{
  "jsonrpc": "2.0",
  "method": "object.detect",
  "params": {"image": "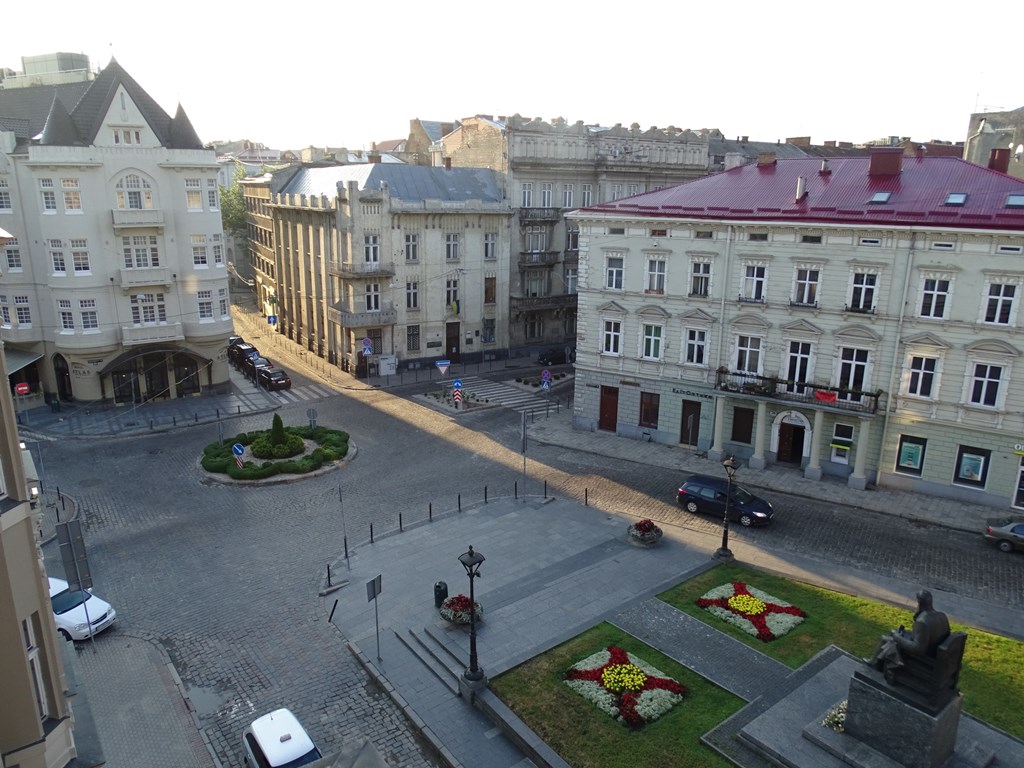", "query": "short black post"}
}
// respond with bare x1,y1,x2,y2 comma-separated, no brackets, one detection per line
484,486,488,504
515,481,518,499
585,488,589,506
458,494,461,512
173,416,176,426
194,413,198,423
399,512,403,531
544,480,547,498
216,408,220,419
150,420,154,429
370,523,374,543
328,599,338,624
429,502,433,521
327,564,332,588
343,535,348,559
237,406,241,414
